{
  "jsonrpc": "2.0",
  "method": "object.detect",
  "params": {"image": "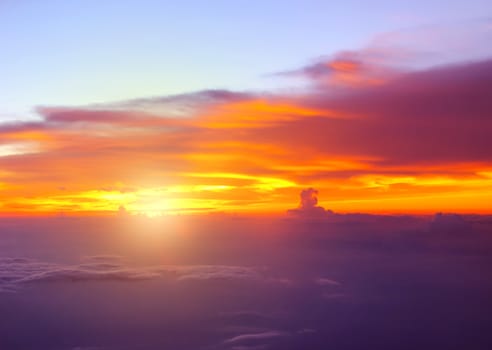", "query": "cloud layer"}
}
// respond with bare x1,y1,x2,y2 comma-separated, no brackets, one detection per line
1,214,492,349
1,48,492,214
0,256,268,293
